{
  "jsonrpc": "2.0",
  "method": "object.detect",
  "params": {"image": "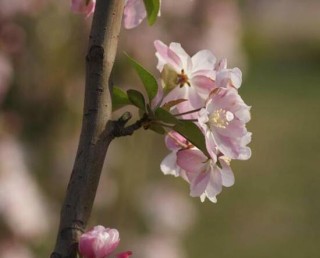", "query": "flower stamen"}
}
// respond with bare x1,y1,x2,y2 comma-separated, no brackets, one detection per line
176,69,190,88
208,109,234,129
